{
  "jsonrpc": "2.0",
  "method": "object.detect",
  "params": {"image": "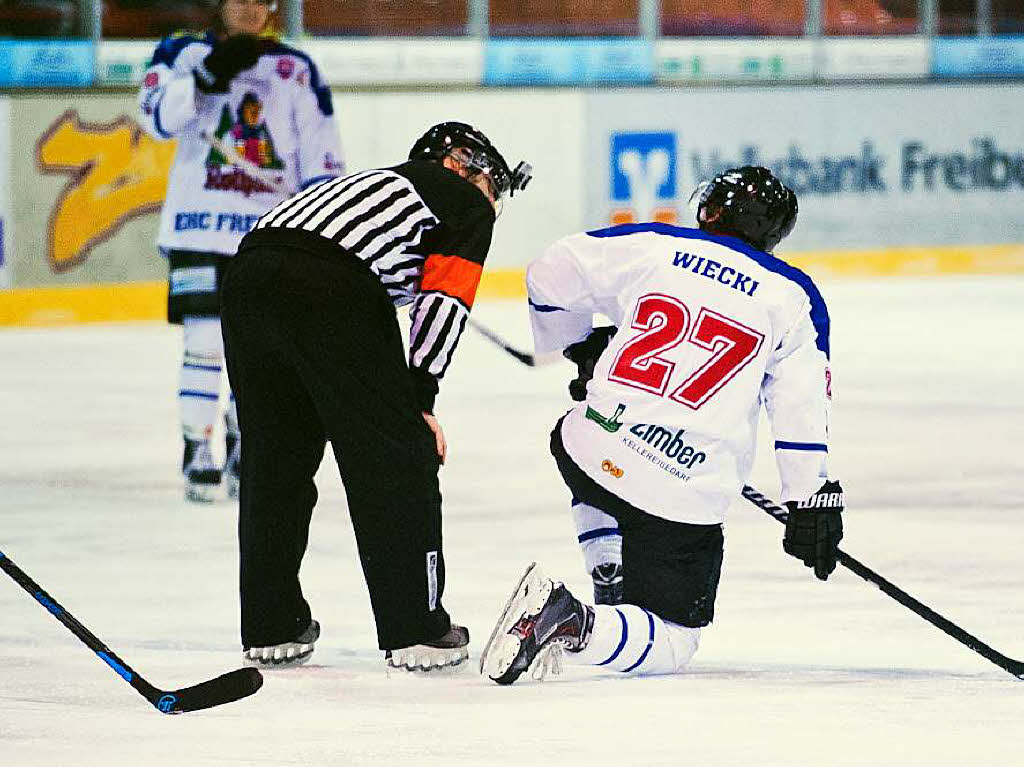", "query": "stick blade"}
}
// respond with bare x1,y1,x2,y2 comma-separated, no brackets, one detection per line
154,667,263,714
